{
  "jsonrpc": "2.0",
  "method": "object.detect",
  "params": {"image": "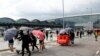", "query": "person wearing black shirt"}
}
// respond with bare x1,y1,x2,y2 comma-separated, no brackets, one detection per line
19,30,31,56
69,30,75,45
30,33,39,51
